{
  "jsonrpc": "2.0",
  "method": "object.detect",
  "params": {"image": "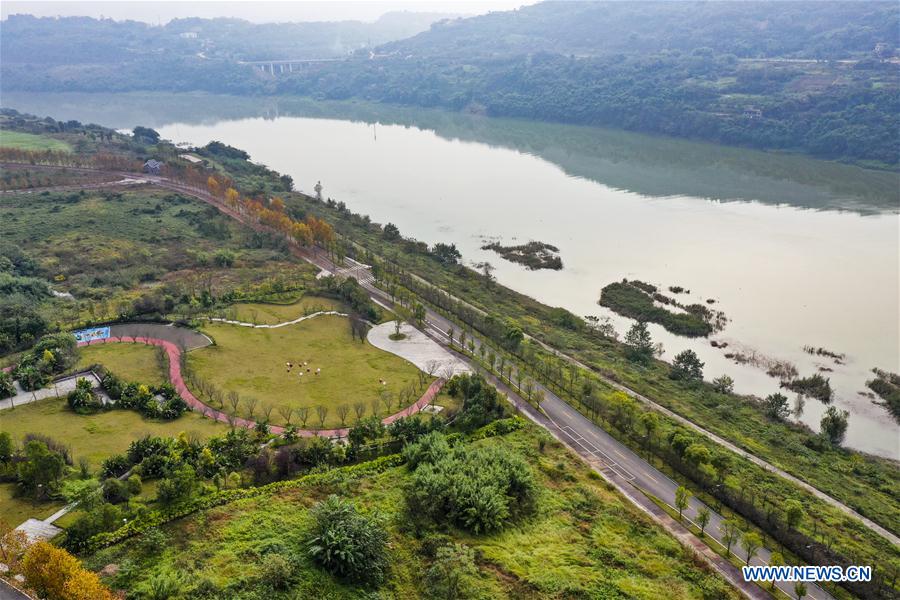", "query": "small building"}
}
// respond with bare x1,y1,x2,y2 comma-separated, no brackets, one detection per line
143,159,163,175
180,31,199,39
178,153,203,164
743,107,763,120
